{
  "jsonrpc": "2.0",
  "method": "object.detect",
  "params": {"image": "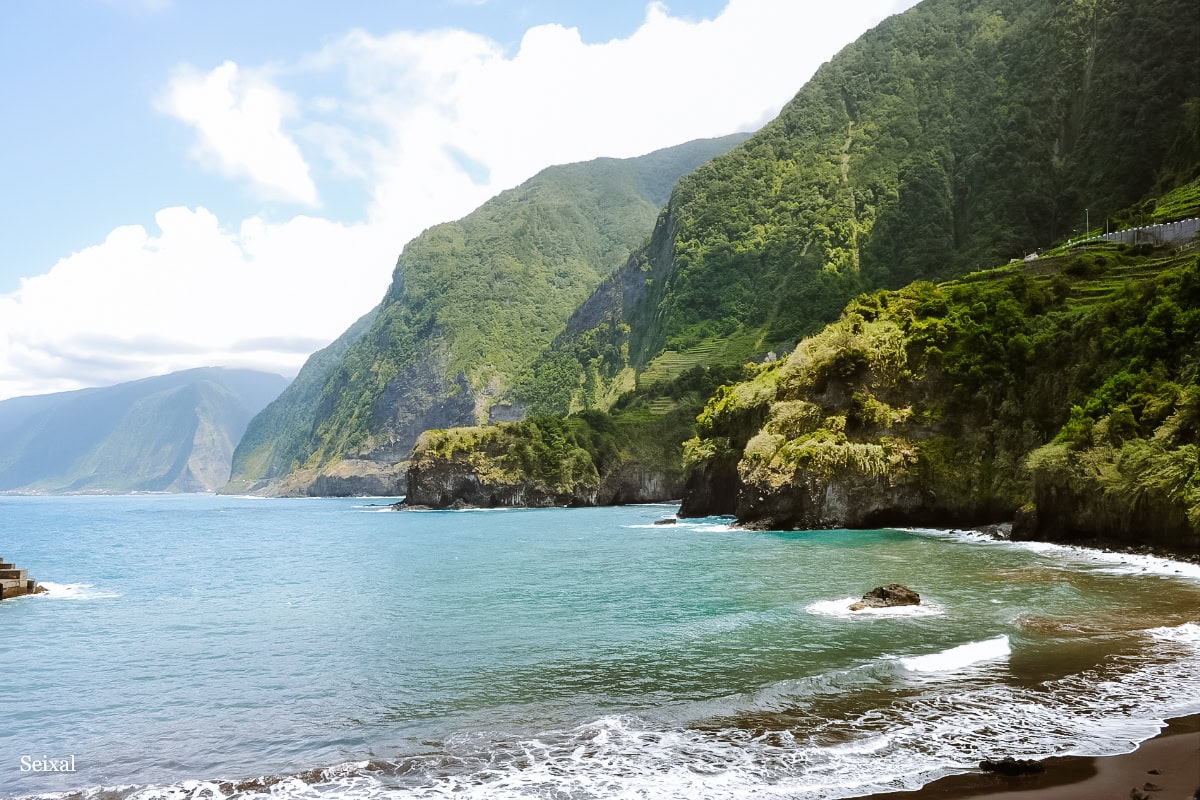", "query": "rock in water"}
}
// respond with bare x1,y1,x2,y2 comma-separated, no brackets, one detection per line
849,584,920,611
653,518,677,525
